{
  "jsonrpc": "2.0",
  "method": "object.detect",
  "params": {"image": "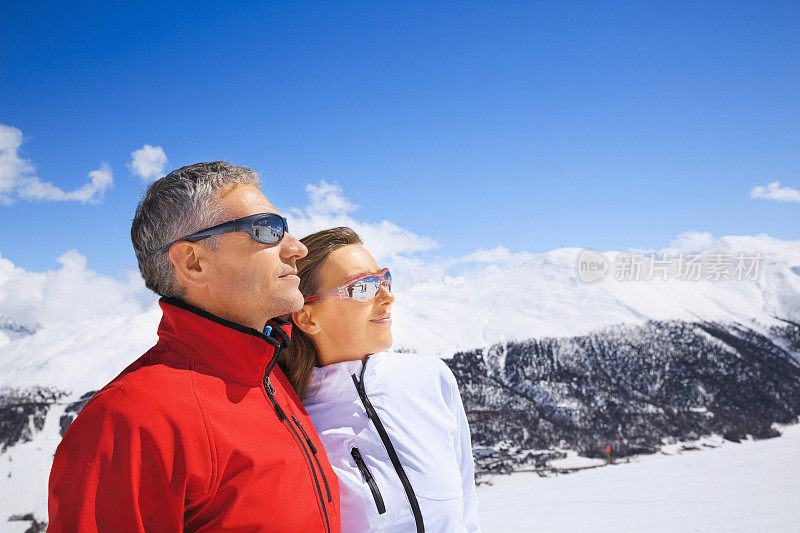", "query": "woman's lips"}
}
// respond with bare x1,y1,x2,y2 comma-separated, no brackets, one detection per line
370,315,391,324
